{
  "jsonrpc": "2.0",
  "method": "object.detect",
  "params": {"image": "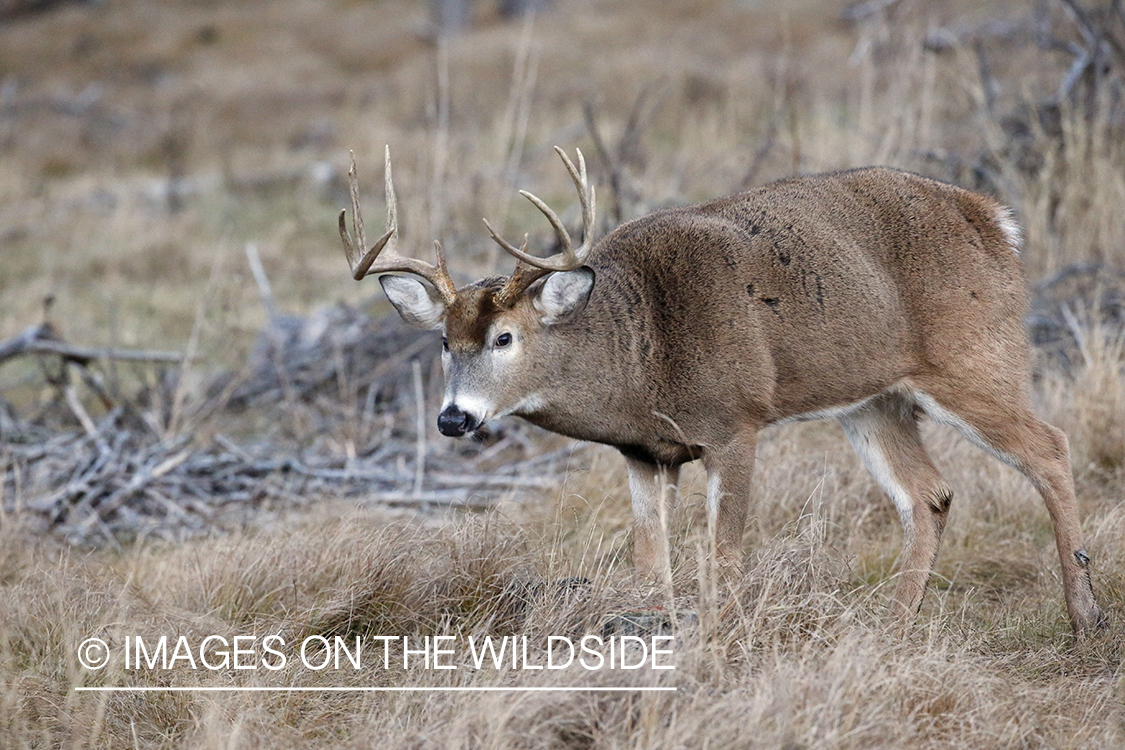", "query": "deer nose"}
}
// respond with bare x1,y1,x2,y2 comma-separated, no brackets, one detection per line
437,405,480,437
